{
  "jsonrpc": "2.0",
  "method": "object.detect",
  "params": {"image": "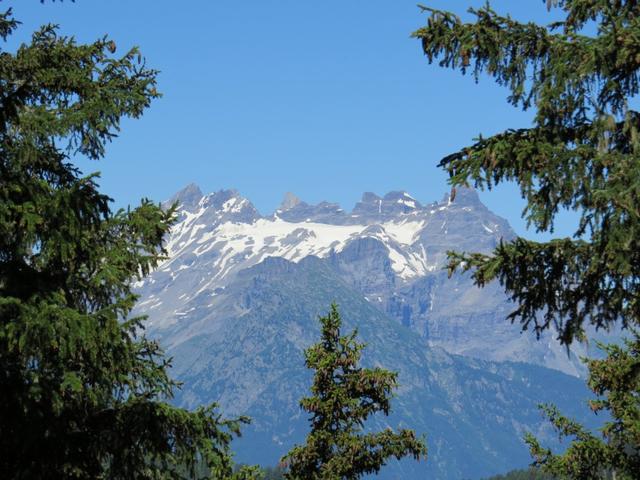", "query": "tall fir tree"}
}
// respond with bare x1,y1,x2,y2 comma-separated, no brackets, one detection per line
413,1,640,477
282,304,426,480
0,6,254,479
